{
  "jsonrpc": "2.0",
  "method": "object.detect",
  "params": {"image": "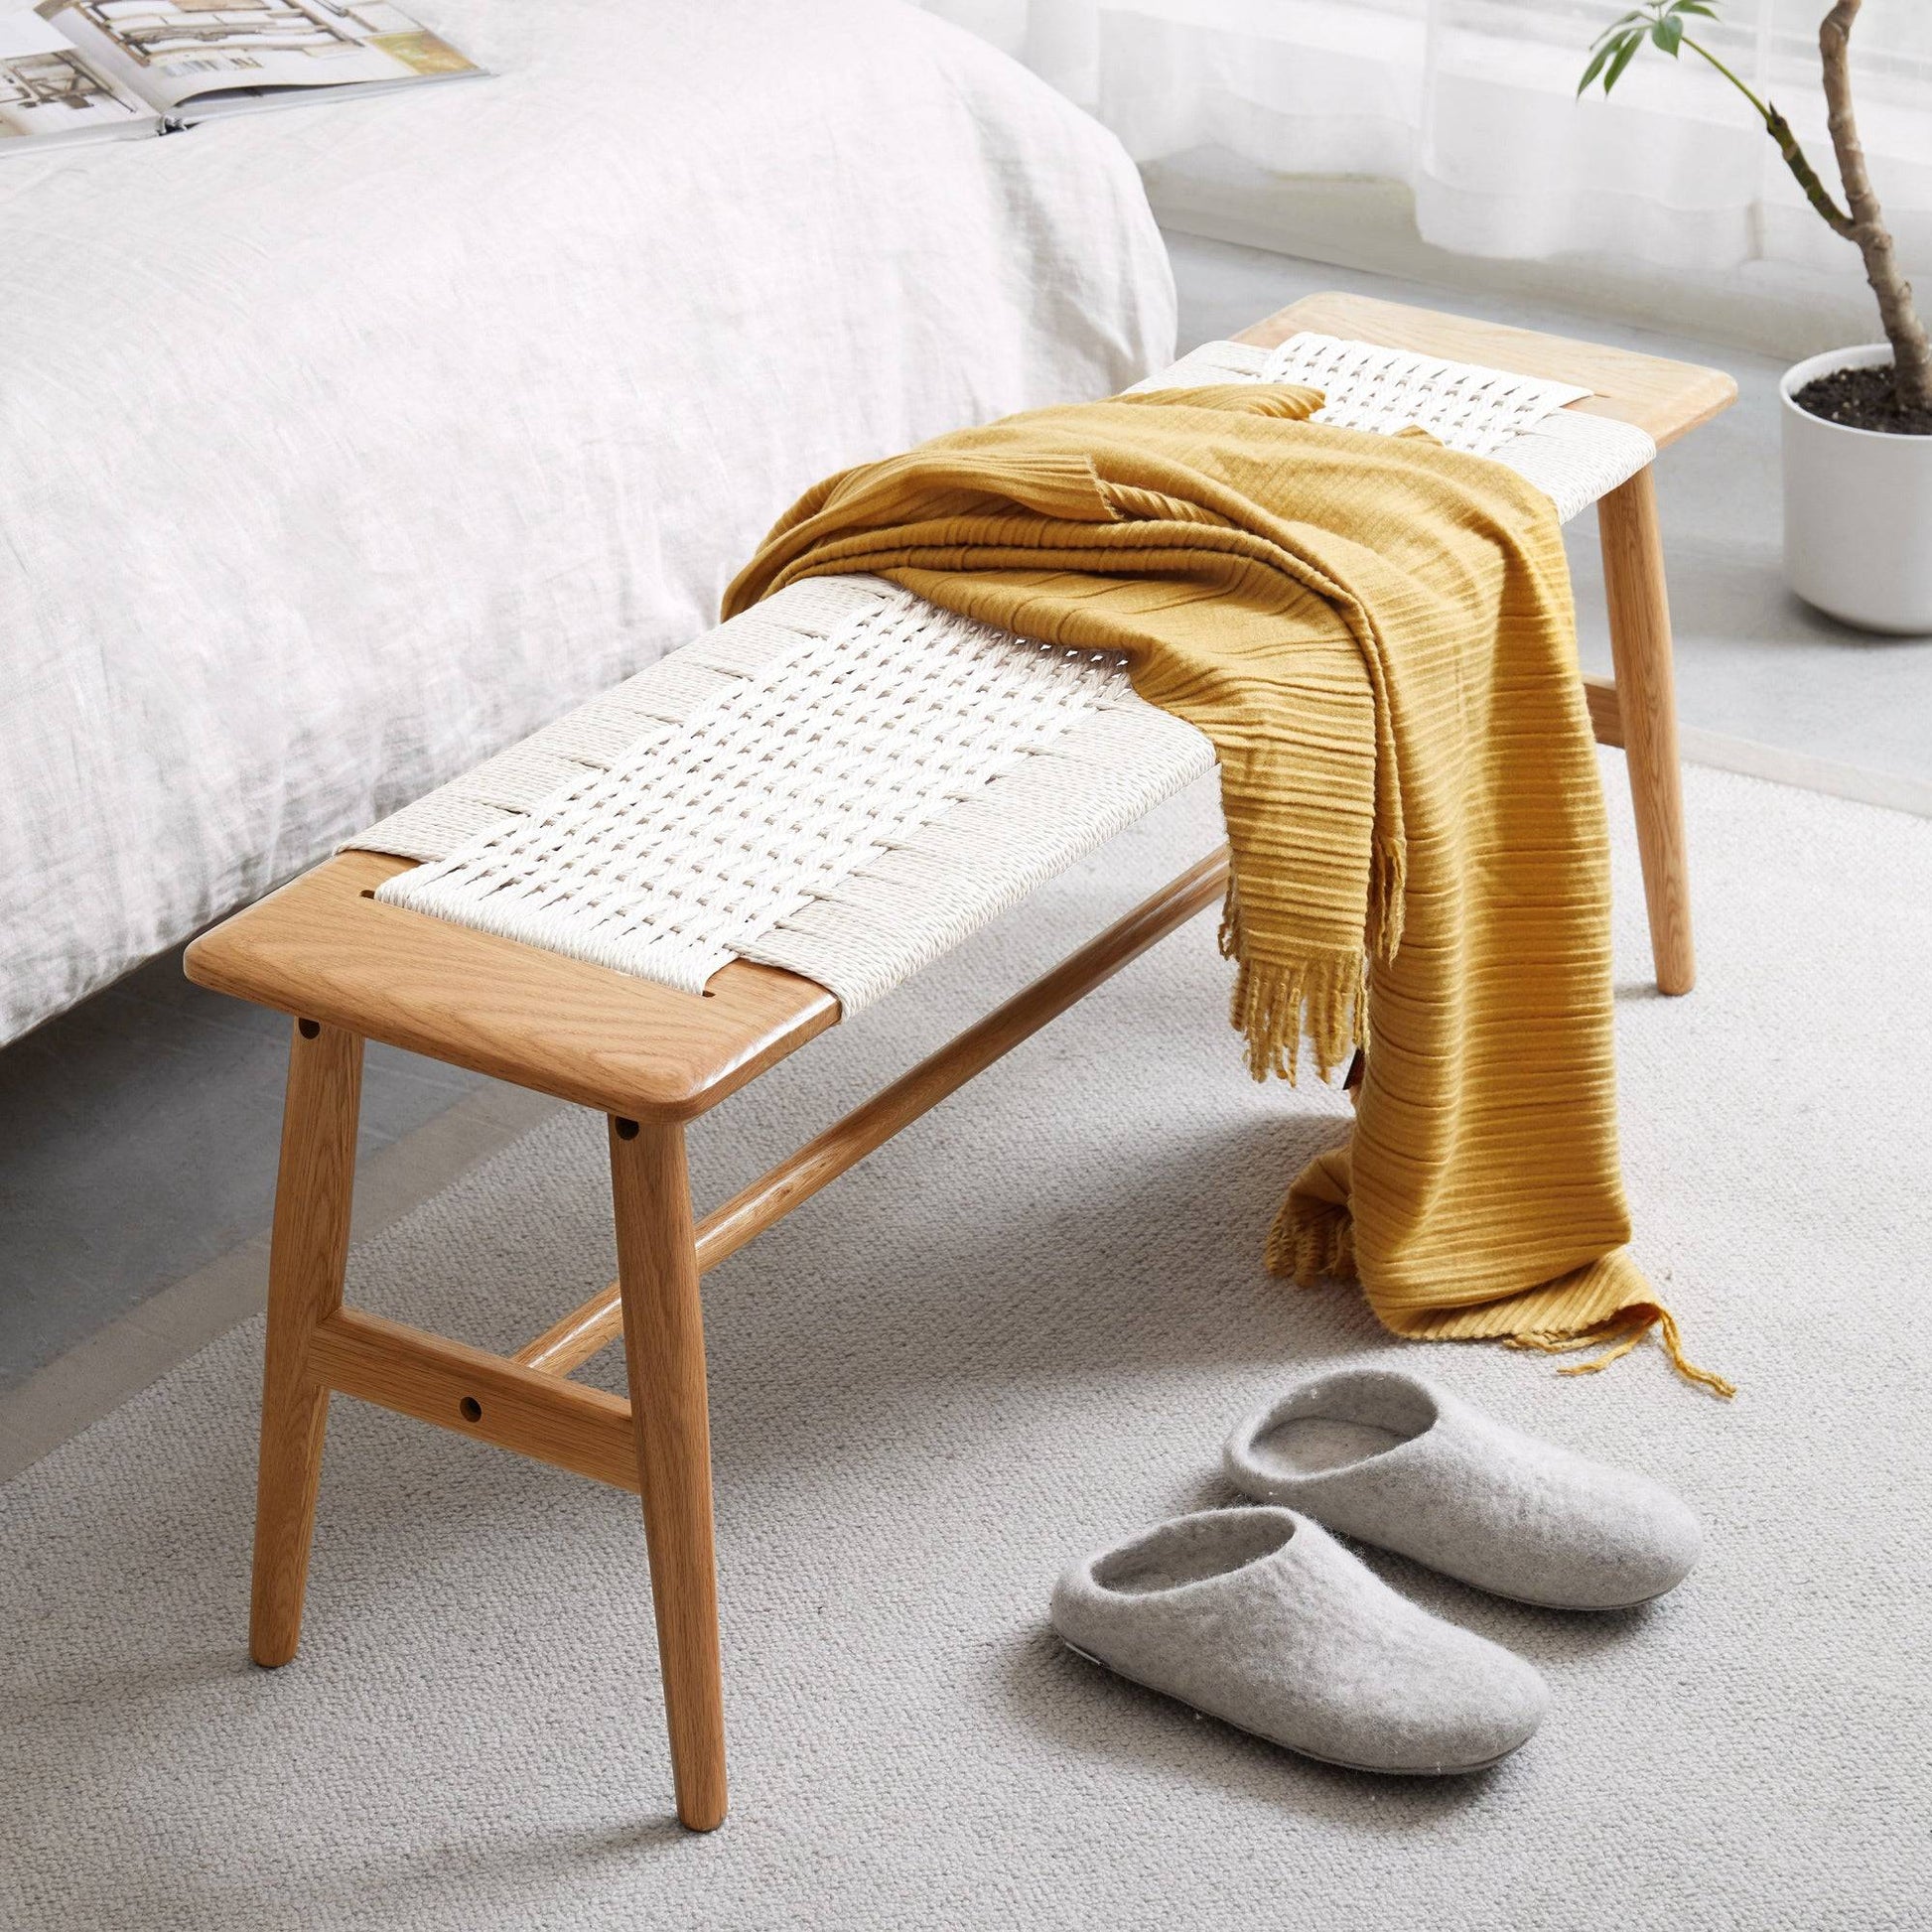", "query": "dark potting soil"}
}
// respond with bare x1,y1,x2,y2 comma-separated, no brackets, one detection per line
1791,362,1932,436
